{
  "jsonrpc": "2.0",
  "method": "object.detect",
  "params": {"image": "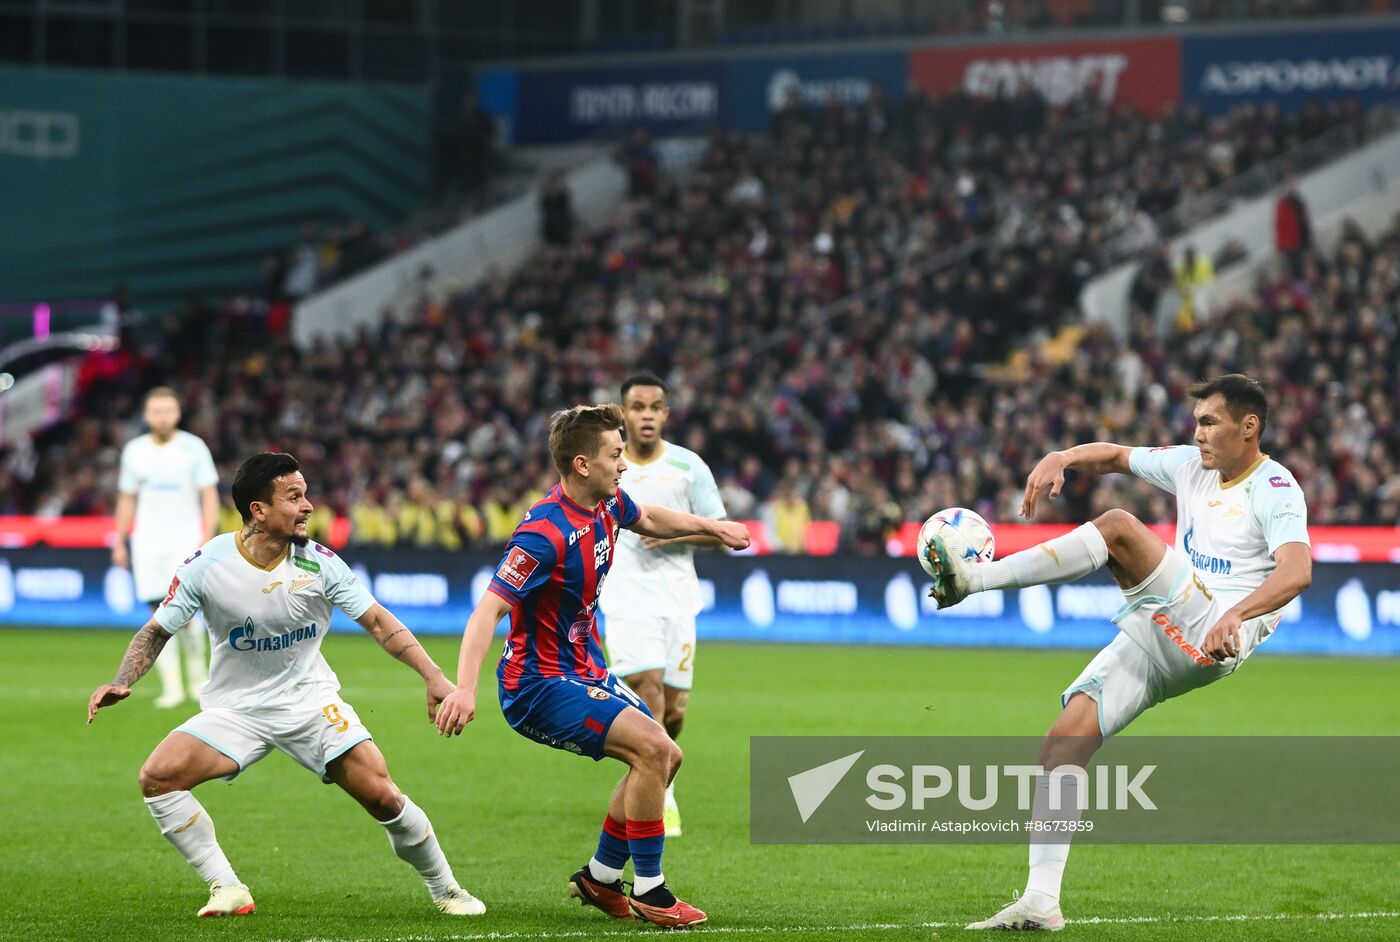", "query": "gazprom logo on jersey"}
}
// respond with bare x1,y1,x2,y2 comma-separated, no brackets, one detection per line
1183,28,1400,112
1182,526,1232,576
229,616,318,653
